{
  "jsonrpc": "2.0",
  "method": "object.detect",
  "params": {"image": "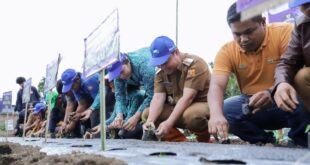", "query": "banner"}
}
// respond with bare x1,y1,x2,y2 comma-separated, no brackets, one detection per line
268,3,301,23
2,91,12,113
0,98,2,113
237,0,291,21
83,9,120,78
22,78,32,103
44,54,61,92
